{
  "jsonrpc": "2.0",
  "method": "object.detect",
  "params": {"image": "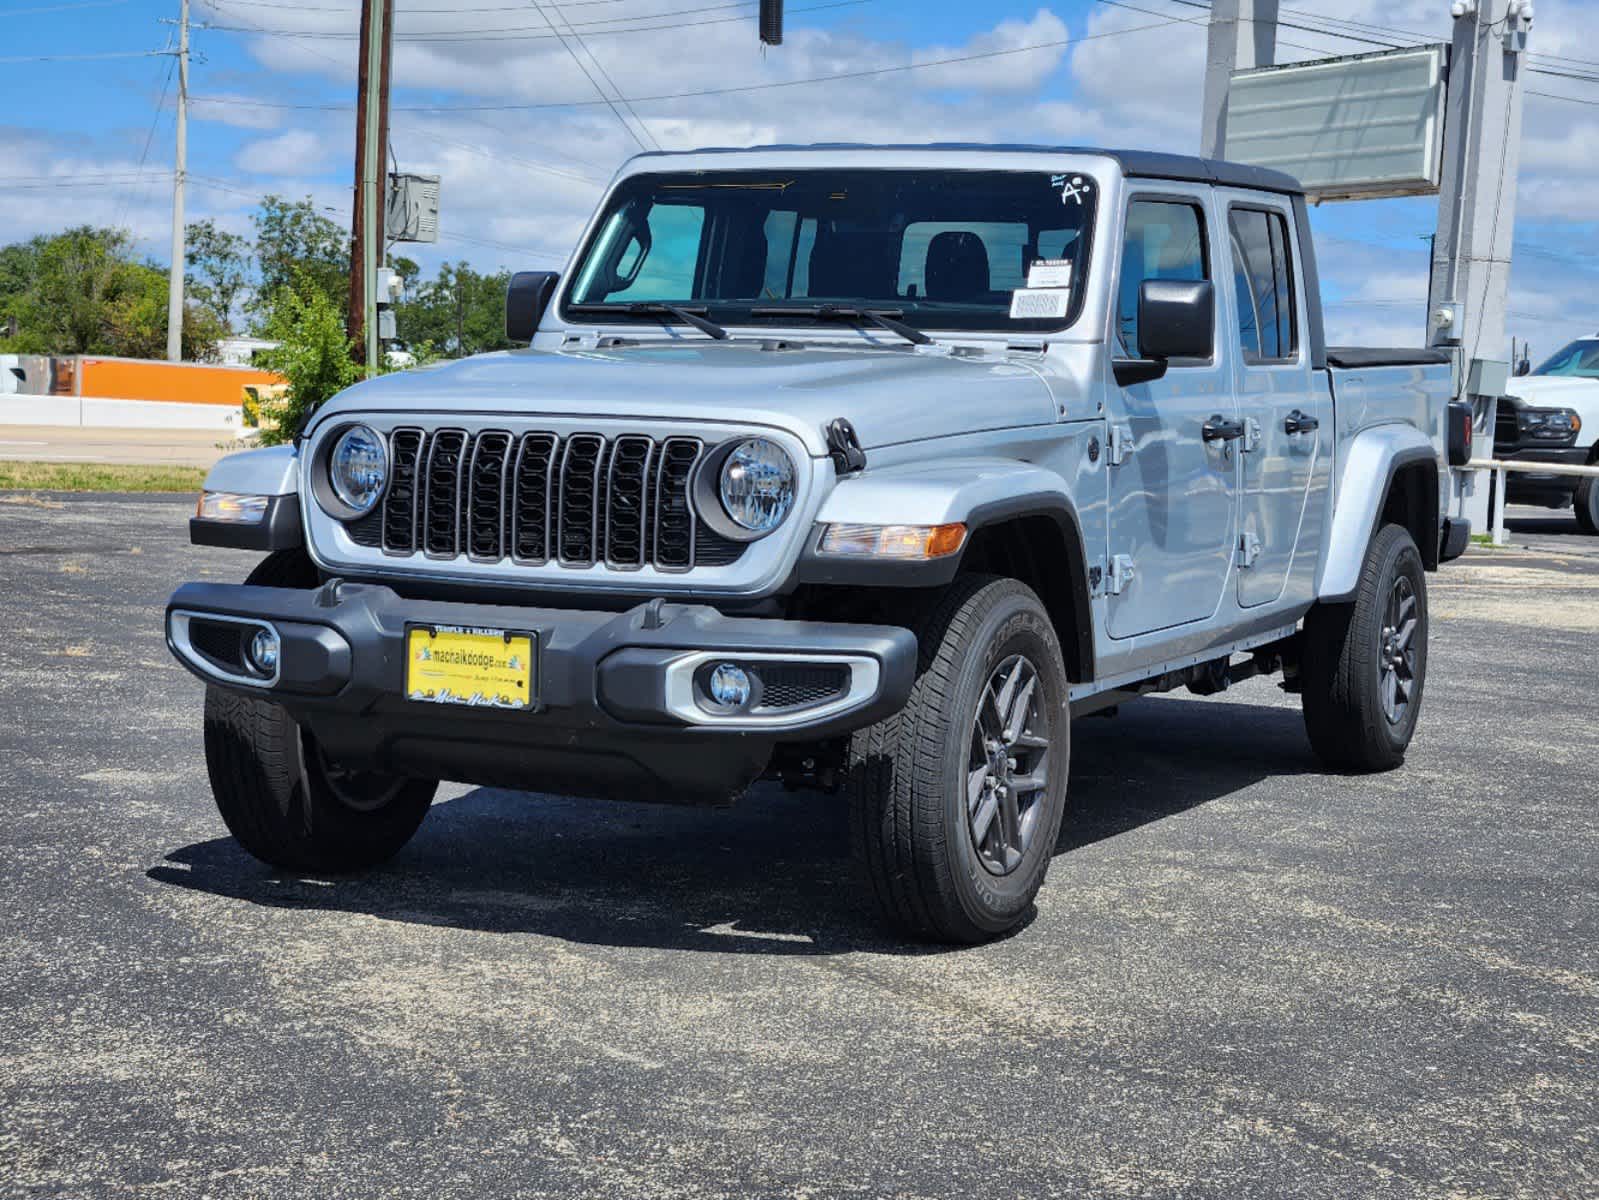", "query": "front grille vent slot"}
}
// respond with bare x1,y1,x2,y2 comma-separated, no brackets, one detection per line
466,432,513,560
423,429,469,557
353,428,745,573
